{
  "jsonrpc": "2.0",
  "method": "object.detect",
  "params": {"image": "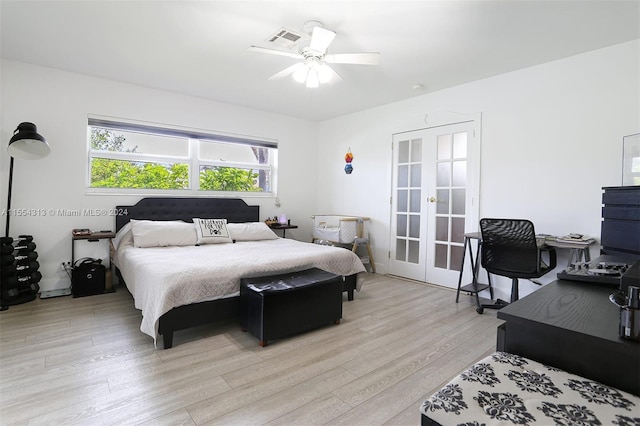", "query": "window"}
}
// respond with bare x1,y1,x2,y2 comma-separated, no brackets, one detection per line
87,117,277,195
